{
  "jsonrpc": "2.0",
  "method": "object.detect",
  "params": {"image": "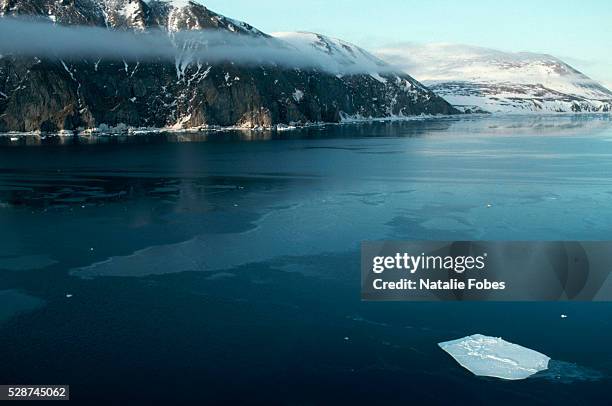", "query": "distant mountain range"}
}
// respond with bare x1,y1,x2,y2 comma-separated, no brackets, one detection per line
0,0,456,133
375,43,612,114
